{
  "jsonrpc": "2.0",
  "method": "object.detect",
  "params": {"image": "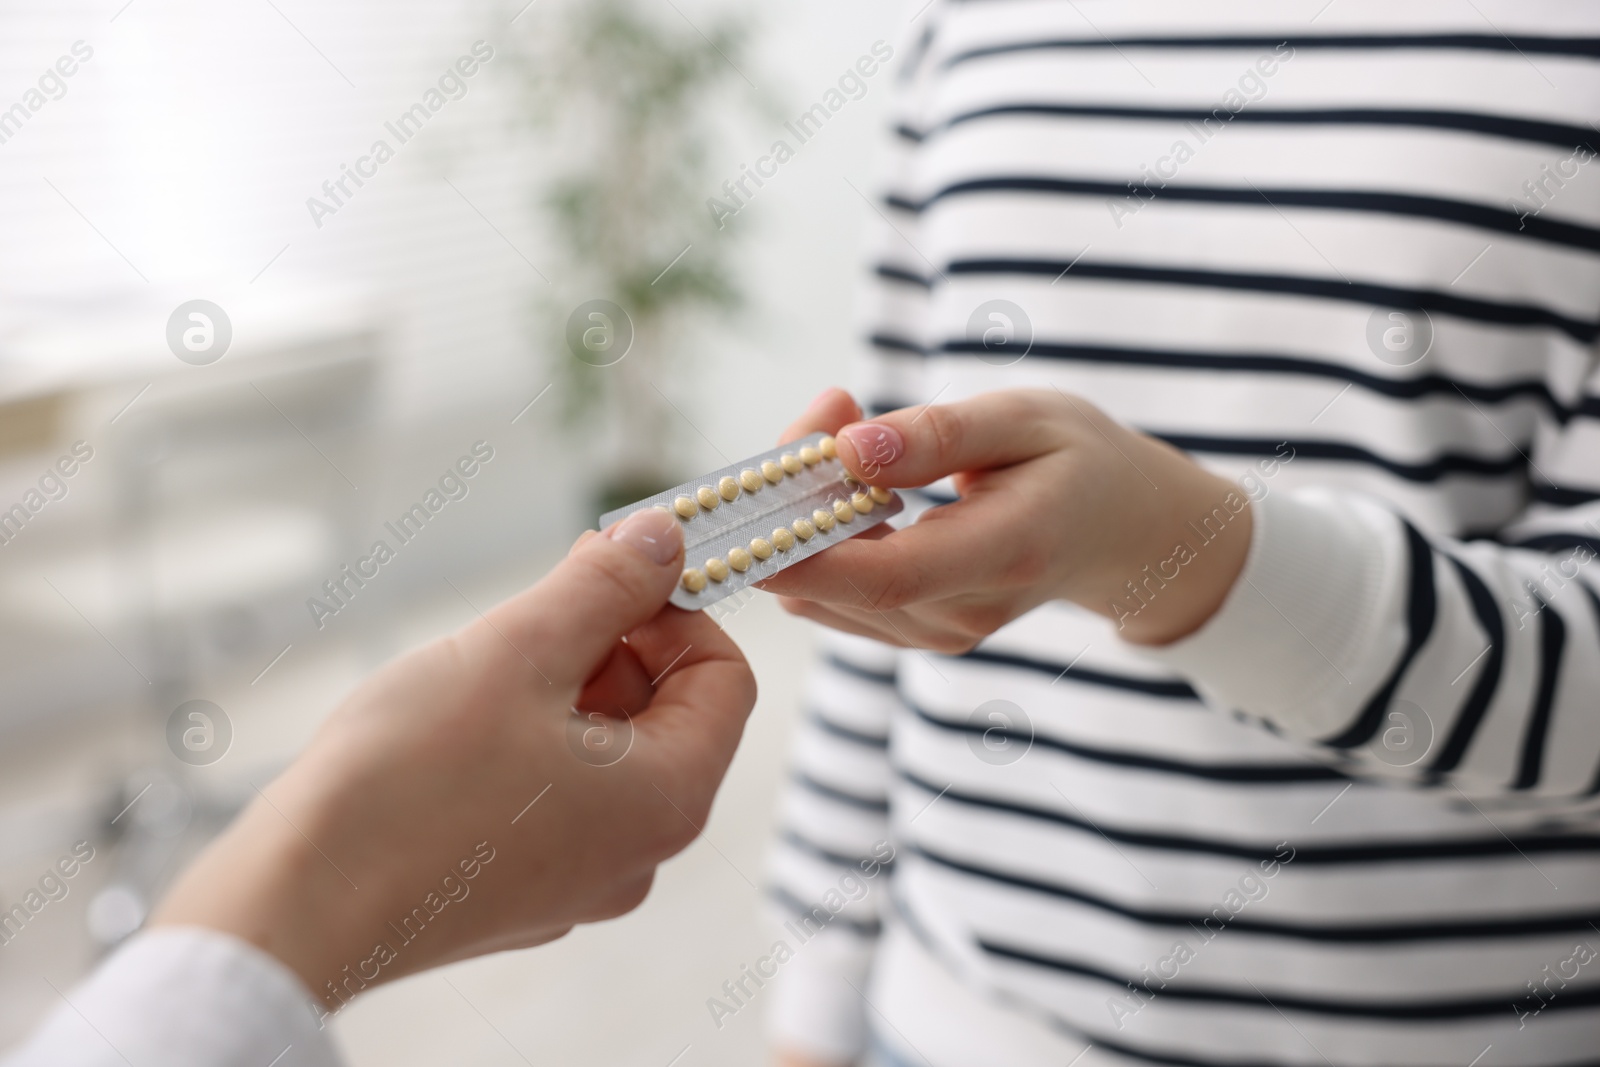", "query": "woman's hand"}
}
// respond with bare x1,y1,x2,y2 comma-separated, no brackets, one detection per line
152,507,757,1008
758,388,1255,651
